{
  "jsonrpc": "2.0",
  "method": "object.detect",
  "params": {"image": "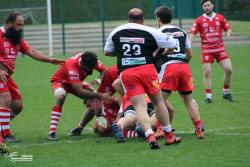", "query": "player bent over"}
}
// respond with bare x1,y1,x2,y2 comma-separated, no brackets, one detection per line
47,52,111,141
70,65,120,136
